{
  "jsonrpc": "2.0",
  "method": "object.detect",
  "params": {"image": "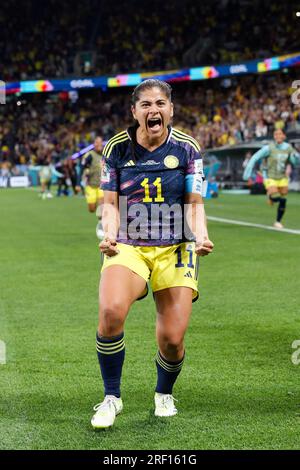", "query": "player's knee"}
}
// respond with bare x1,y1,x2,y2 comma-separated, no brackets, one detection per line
88,205,96,213
99,302,128,336
161,333,185,354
